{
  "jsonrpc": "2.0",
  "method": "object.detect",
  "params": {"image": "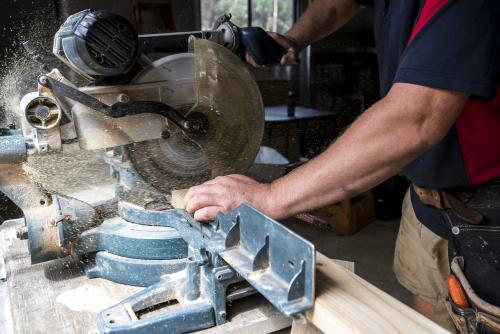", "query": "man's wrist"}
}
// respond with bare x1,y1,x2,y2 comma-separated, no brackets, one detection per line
258,181,286,219
283,32,305,52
